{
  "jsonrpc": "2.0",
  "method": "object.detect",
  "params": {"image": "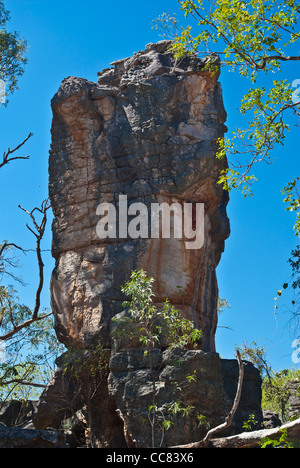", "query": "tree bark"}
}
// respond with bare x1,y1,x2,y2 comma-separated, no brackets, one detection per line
176,418,300,448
